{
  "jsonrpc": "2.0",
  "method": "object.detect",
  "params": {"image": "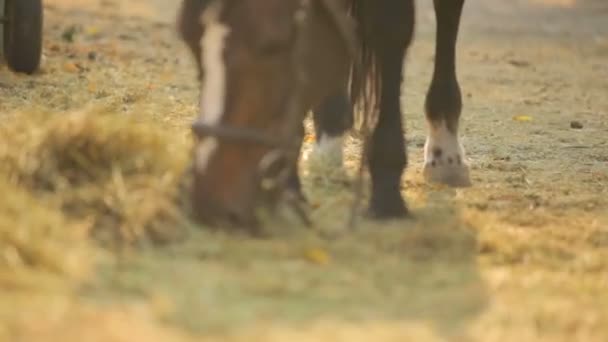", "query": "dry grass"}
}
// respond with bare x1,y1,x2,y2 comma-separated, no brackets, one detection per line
0,108,190,246
0,179,92,288
0,107,192,340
